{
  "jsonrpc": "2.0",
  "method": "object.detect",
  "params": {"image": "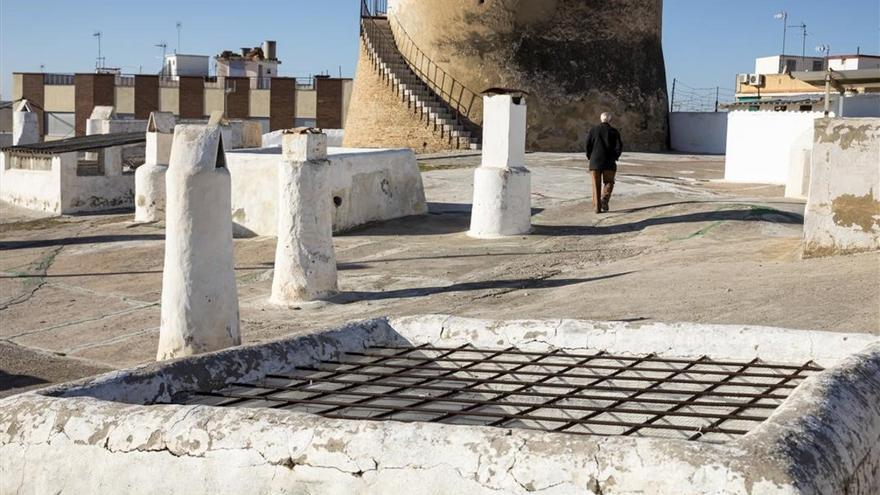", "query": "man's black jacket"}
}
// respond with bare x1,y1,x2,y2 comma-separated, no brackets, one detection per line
585,122,624,171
